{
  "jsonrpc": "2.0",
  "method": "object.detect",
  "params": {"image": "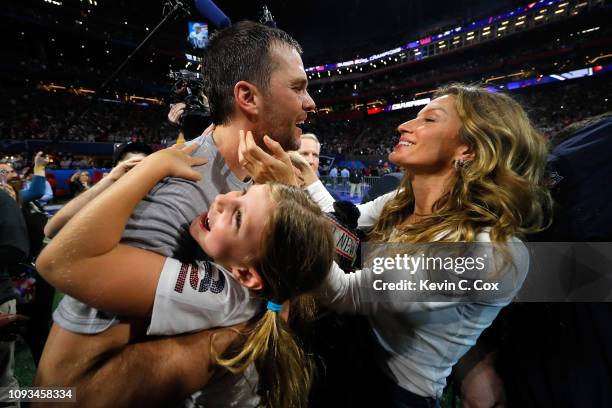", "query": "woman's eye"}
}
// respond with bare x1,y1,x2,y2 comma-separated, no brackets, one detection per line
235,210,242,230
424,118,435,122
